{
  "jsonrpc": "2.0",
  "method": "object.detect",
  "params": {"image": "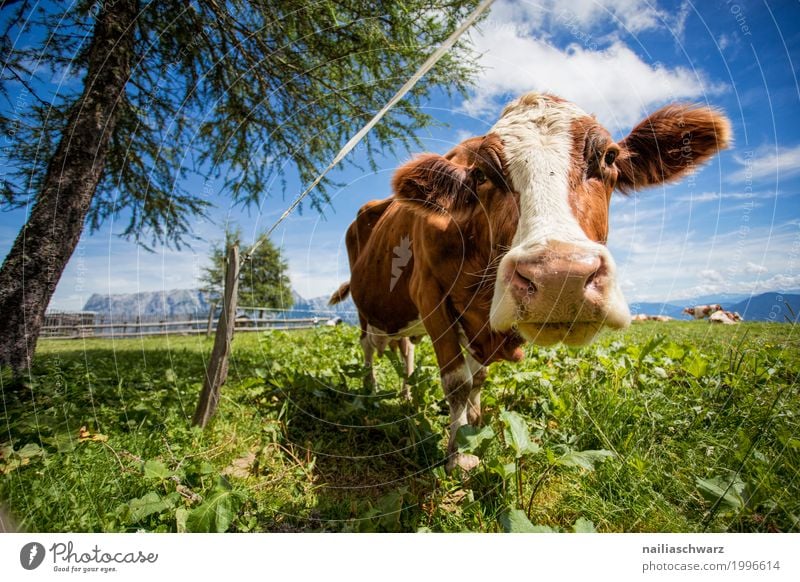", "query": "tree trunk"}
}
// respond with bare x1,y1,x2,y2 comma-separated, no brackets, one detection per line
0,0,138,374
